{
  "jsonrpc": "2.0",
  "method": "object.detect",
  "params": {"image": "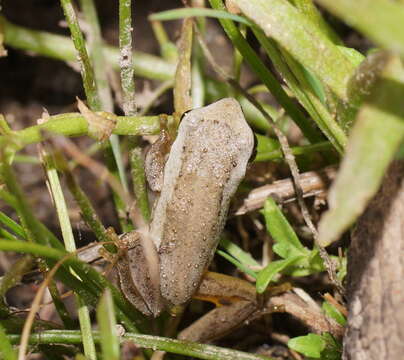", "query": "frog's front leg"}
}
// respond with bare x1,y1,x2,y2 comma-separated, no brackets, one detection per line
178,272,258,342
116,230,164,317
